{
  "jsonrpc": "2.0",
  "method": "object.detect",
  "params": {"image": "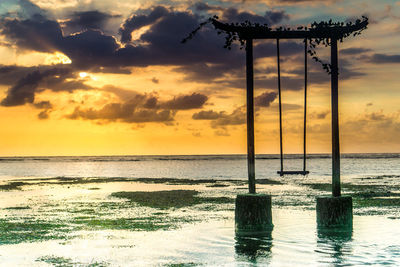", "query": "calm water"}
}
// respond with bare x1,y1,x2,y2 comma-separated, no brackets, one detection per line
1,153,400,181
0,154,399,266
